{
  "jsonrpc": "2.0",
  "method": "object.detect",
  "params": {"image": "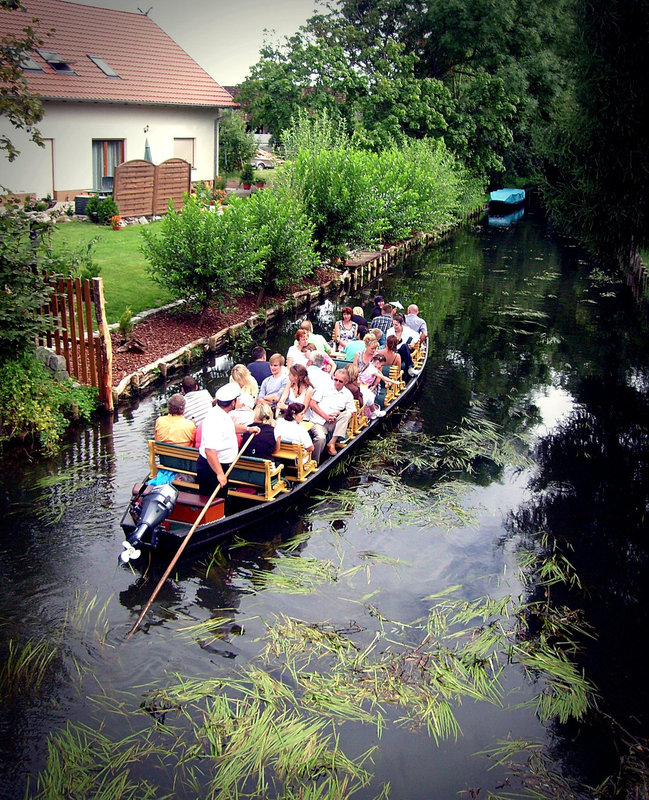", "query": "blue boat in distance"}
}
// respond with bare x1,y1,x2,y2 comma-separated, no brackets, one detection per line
489,188,526,205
